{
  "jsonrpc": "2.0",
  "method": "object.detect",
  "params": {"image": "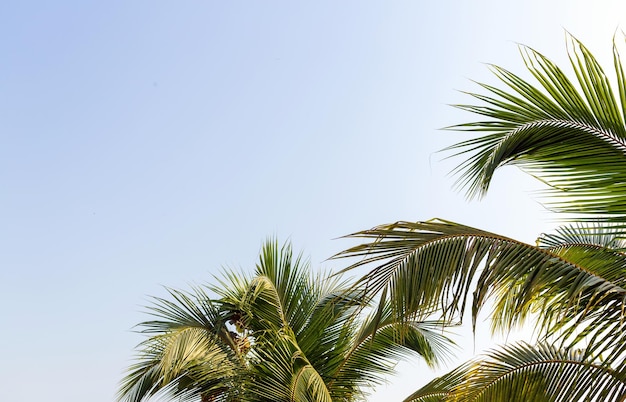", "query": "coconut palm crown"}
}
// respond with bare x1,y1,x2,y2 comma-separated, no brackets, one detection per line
118,240,452,402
